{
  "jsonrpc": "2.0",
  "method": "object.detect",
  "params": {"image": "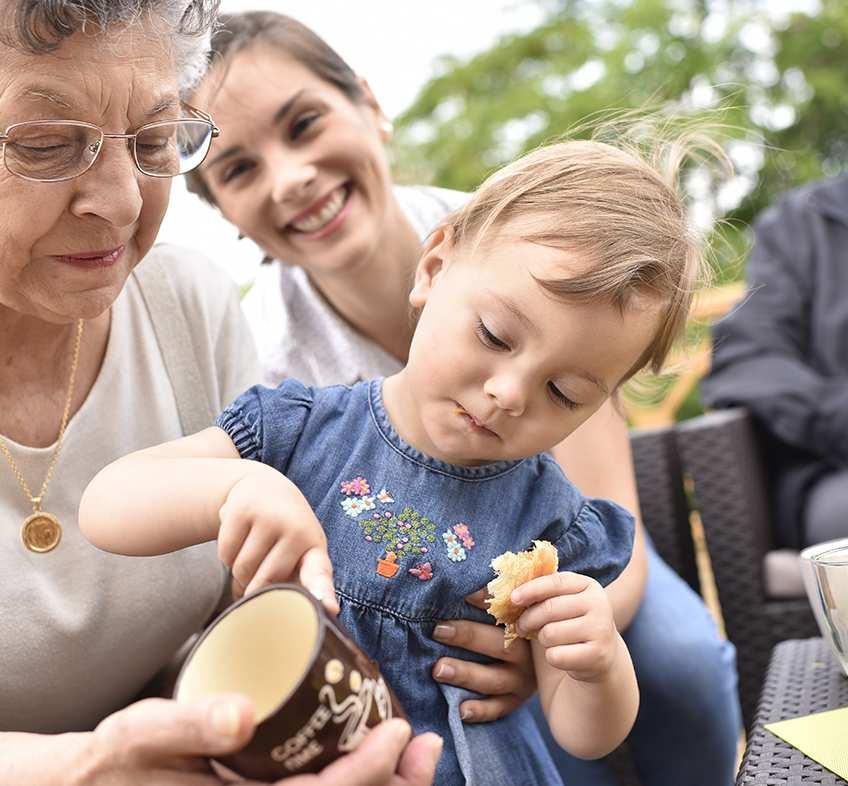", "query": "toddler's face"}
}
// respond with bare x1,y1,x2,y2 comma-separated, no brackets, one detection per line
400,230,662,466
